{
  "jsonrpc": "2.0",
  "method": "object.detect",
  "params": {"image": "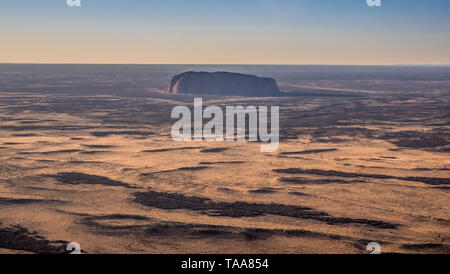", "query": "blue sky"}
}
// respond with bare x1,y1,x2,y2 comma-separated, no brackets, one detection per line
1,0,449,64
